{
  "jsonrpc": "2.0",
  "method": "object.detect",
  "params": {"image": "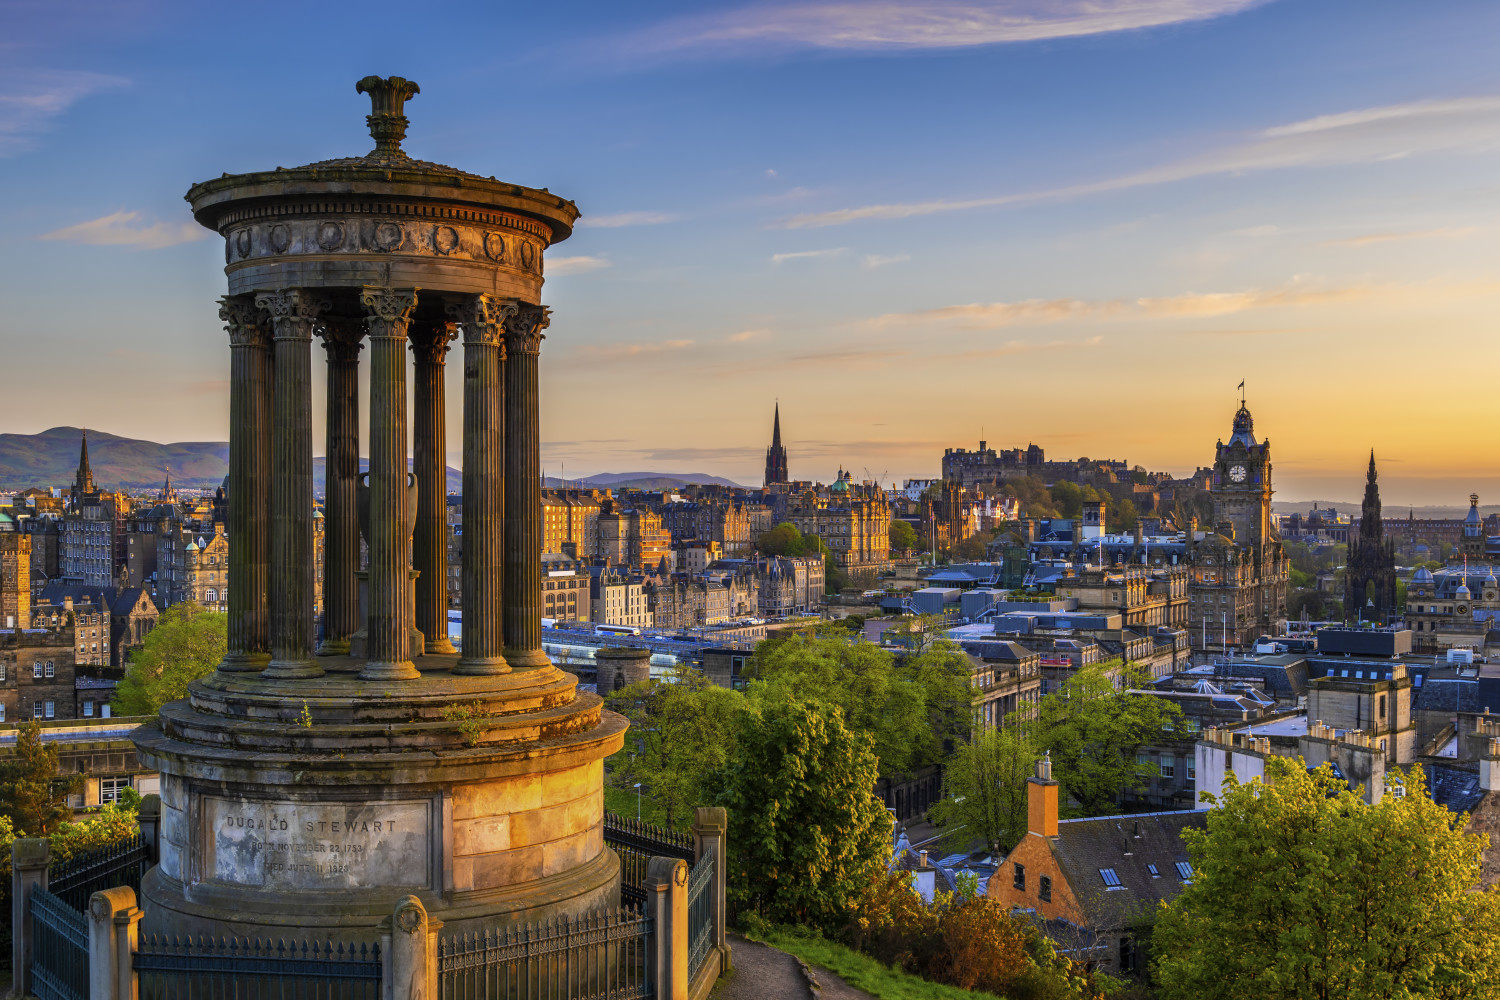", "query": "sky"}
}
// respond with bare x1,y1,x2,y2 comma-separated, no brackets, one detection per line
4,0,1500,504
